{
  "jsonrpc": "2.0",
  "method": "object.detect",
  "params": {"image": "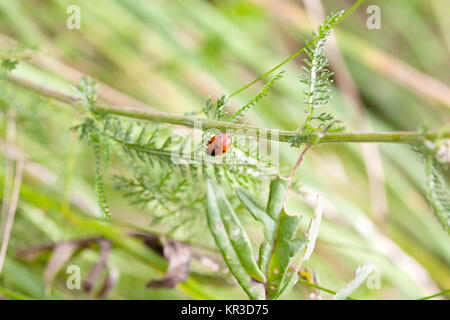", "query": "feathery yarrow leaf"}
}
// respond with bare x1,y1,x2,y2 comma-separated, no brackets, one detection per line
290,11,344,147
229,71,285,123
425,157,450,234
203,95,229,120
